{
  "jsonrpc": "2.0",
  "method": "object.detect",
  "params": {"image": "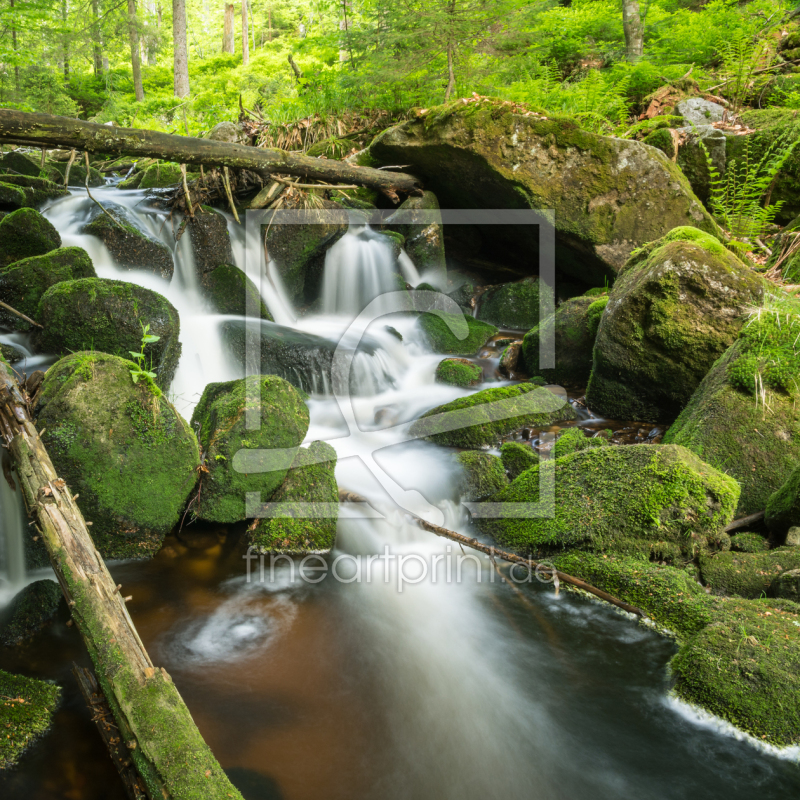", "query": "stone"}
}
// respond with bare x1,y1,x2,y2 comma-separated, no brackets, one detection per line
207,121,246,143
455,451,509,501
477,277,552,330
729,532,771,553
386,191,446,282
434,357,482,387
0,175,69,209
765,462,800,539
675,98,726,127
700,548,800,598
49,159,104,187
418,311,497,354
787,527,800,547
676,125,729,204
188,207,235,275
0,580,63,645
137,161,184,189
551,426,609,459
499,441,540,480
771,569,800,601
201,263,272,319
0,207,61,267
